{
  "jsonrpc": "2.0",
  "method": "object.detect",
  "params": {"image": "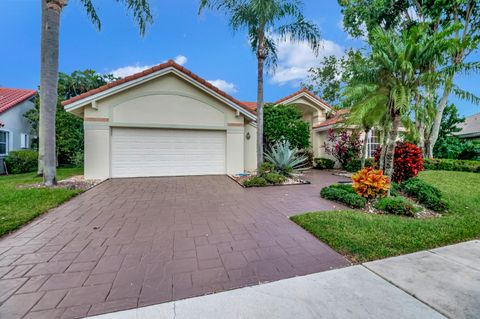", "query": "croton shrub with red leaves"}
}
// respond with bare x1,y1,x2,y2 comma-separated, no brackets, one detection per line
352,167,390,199
375,142,424,183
